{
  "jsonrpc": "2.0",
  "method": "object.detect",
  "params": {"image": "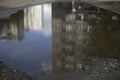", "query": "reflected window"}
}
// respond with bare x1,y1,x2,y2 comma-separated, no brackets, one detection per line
77,64,82,69
84,27,87,32
87,25,92,32
78,35,83,41
65,44,73,51
78,13,84,20
66,14,75,21
112,15,118,20
57,23,62,29
78,25,84,31
57,61,61,67
65,64,73,69
65,24,73,32
90,14,96,19
65,56,74,62
56,33,62,39
66,34,74,41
